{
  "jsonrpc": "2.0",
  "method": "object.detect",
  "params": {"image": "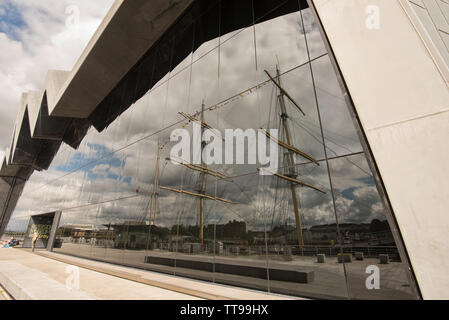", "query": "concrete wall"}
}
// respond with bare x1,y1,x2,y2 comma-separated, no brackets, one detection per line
399,0,449,84
311,0,449,299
